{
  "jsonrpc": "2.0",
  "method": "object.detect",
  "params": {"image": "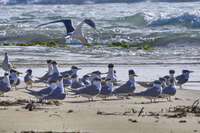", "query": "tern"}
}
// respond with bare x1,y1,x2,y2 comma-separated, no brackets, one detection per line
37,19,96,44
2,52,14,72
134,80,162,103
99,78,113,99
176,70,193,89
161,78,176,101
69,77,101,101
0,73,12,95
112,69,137,97
61,66,81,77
36,60,53,83
71,74,84,89
42,75,66,100
9,69,22,89
24,69,33,89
